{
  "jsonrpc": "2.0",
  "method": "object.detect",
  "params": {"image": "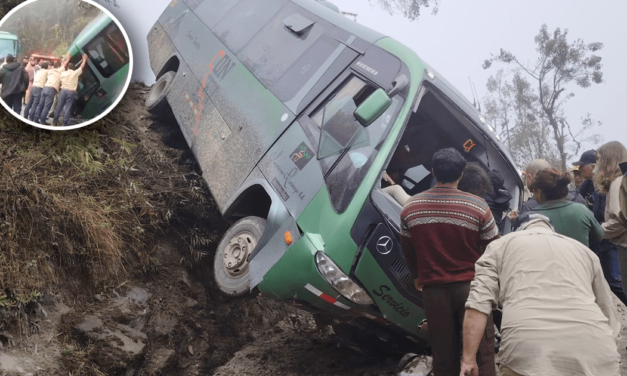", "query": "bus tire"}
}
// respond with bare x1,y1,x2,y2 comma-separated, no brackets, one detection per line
146,71,175,118
214,216,266,297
